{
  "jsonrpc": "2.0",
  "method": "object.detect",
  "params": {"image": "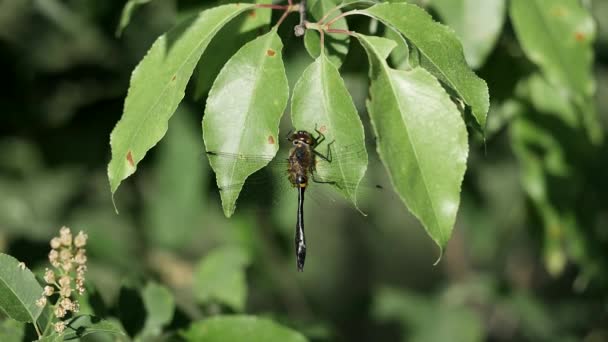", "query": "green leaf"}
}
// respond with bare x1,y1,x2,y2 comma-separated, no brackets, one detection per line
108,3,255,204
116,0,153,37
0,319,26,342
193,246,251,312
431,0,505,69
510,0,595,98
203,29,289,217
362,2,490,129
510,0,602,143
384,28,410,70
193,0,273,99
138,283,175,340
291,53,368,208
182,316,308,342
304,0,350,68
0,254,43,323
358,34,468,253
62,315,125,340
